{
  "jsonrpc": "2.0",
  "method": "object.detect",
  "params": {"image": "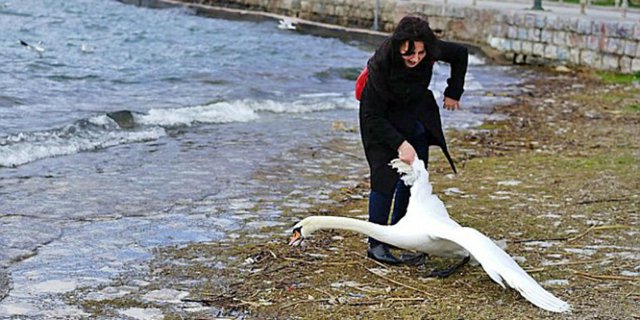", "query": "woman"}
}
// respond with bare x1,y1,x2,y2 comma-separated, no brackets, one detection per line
359,15,468,264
